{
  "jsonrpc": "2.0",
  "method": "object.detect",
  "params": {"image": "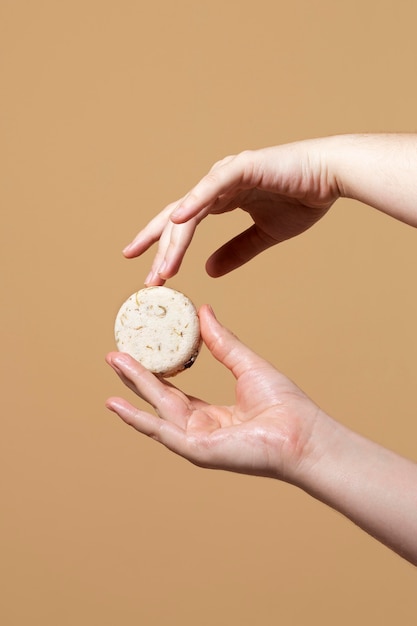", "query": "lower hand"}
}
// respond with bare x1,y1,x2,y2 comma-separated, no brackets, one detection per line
106,304,324,483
